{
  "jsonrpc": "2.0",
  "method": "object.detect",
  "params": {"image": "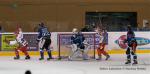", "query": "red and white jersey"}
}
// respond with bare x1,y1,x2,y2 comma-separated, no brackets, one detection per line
96,32,104,44
16,31,23,43
99,34,104,44
17,31,28,46
10,31,28,46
